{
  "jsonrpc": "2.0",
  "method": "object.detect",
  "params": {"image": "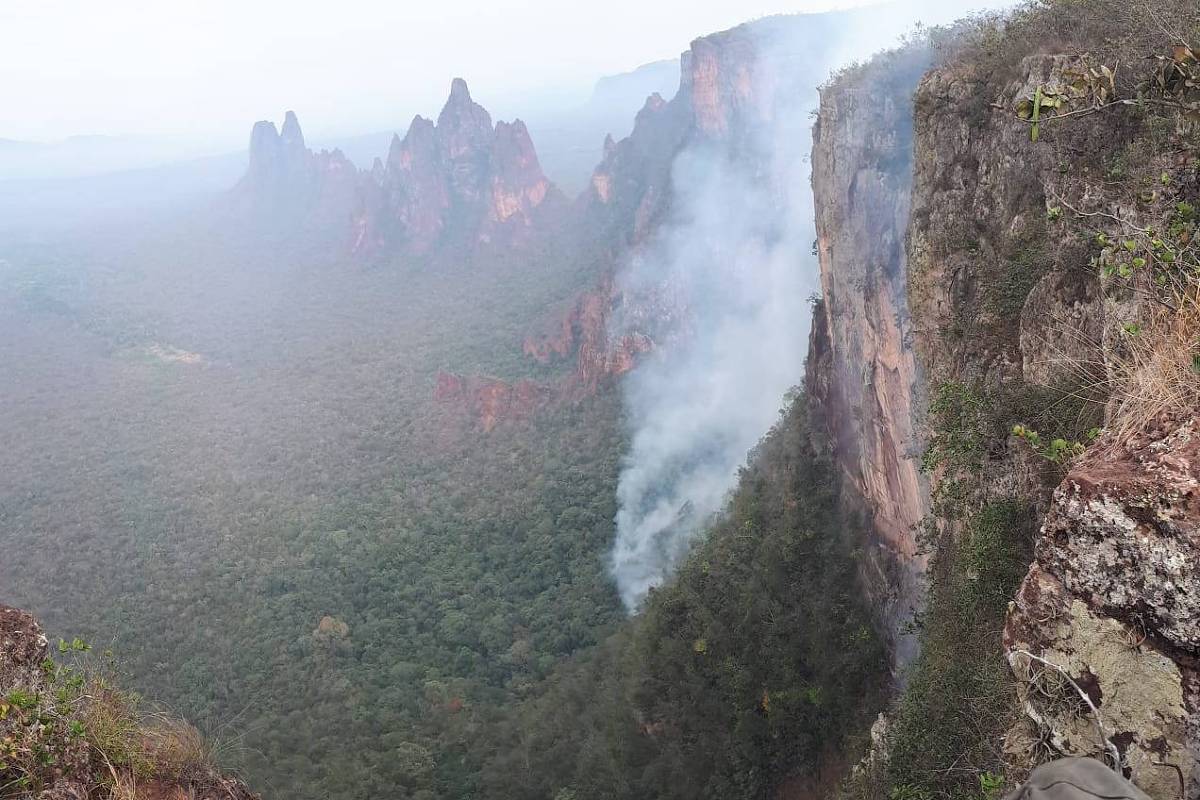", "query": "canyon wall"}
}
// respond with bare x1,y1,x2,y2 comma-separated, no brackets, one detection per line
813,12,1200,796
807,48,934,670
